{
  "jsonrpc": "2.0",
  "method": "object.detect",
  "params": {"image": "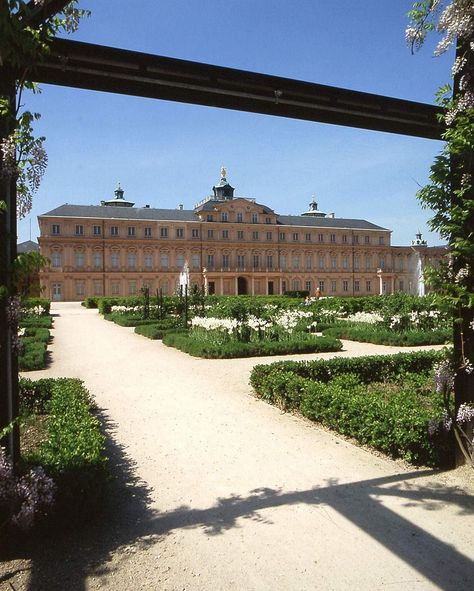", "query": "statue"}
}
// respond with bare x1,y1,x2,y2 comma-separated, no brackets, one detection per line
220,166,227,179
